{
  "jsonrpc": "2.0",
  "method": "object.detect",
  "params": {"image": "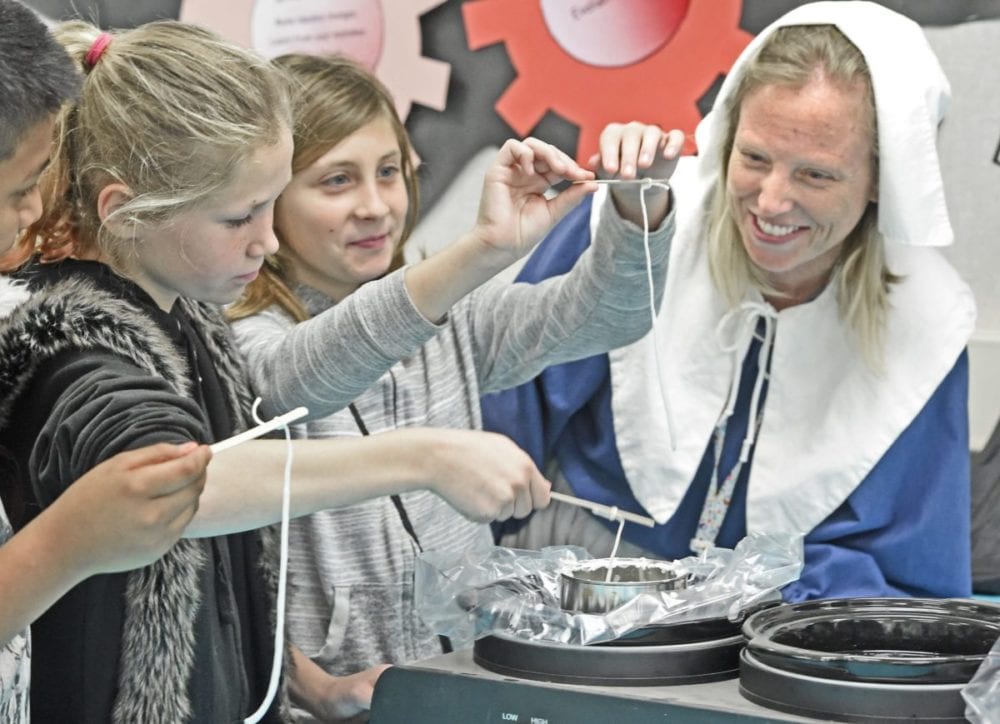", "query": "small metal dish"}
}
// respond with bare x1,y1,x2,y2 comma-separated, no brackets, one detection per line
560,557,686,614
